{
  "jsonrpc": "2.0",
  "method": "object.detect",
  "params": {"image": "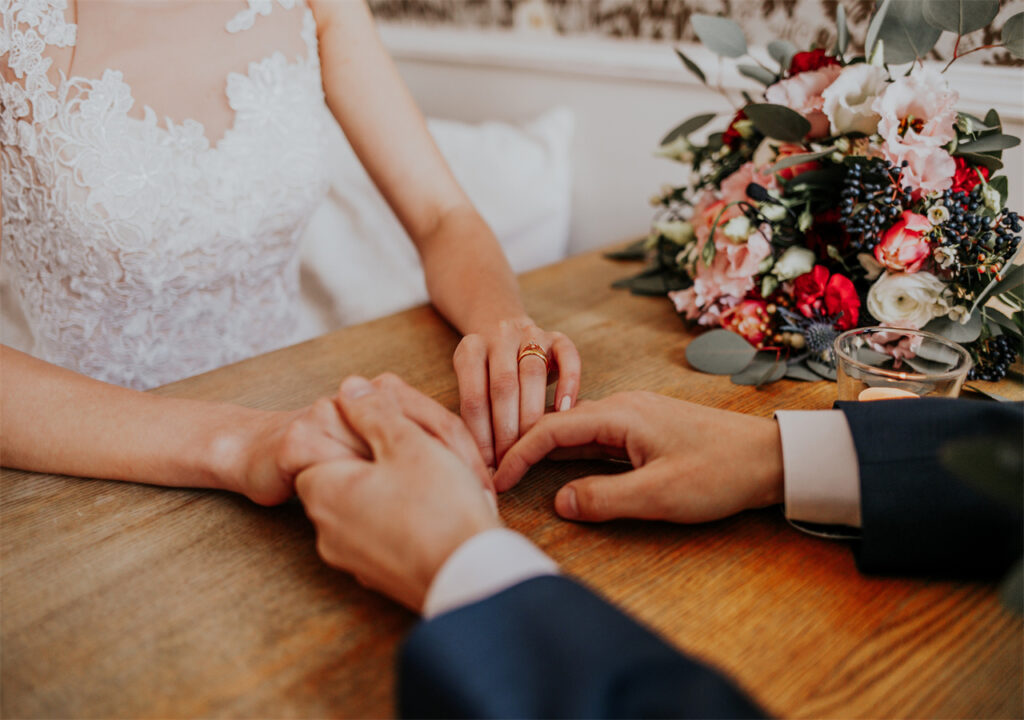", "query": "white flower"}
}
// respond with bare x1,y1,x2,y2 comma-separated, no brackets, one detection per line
981,184,1002,213
653,220,694,245
722,215,752,242
947,305,971,324
760,202,788,222
772,246,816,280
927,205,950,225
867,271,949,329
655,135,694,163
858,252,884,280
933,245,957,269
822,64,889,135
